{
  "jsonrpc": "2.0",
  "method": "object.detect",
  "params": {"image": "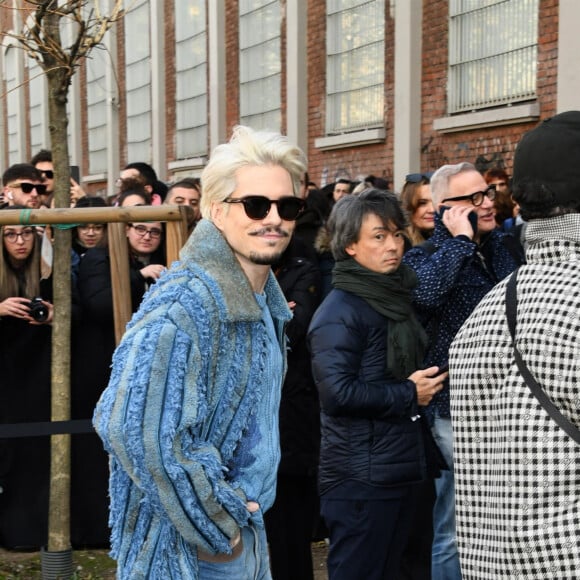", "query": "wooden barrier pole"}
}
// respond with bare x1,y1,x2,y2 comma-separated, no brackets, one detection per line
0,205,185,225
165,206,191,264
107,222,133,345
